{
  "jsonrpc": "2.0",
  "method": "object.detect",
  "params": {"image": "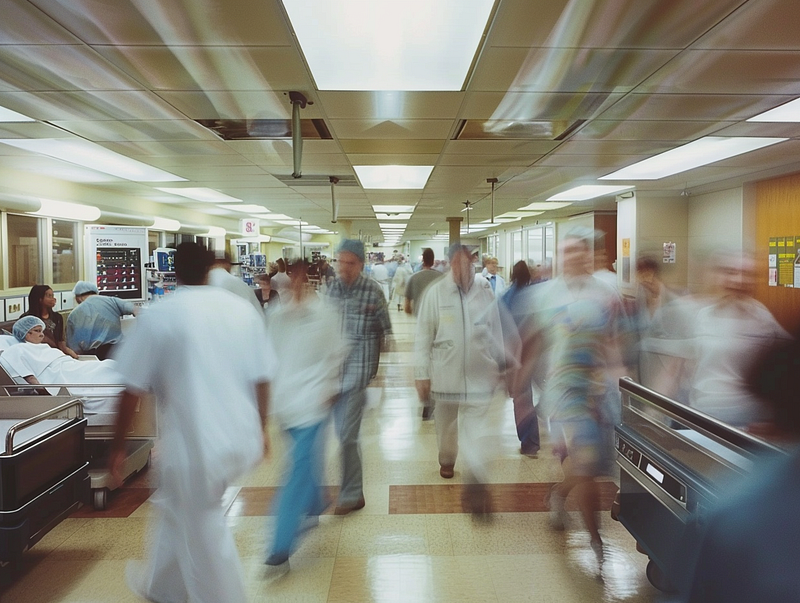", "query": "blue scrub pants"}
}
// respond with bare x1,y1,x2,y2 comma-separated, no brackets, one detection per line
268,419,328,561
